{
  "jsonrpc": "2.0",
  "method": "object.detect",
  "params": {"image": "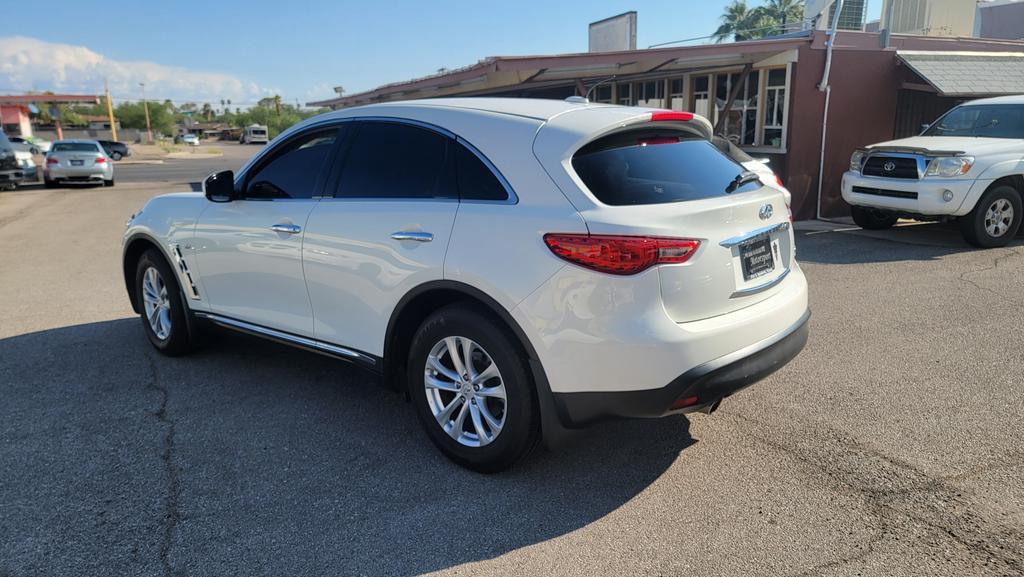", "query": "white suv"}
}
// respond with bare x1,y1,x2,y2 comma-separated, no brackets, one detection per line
843,95,1024,247
122,98,810,471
